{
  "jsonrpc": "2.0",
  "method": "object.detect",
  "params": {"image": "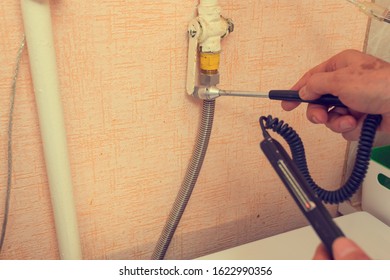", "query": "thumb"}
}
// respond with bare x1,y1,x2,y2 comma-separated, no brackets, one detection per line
333,237,371,260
